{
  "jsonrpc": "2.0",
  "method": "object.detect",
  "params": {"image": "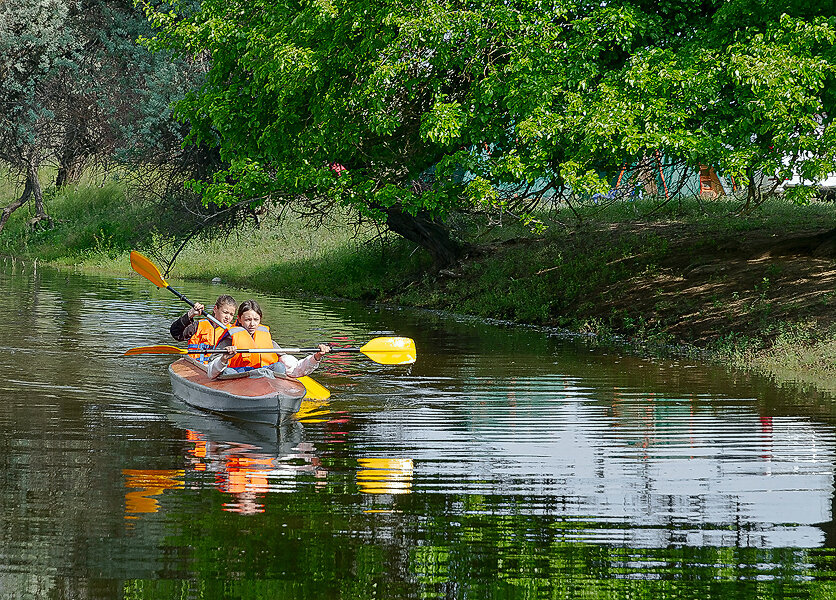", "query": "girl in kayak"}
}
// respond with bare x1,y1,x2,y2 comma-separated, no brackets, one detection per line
170,294,237,363
207,299,330,379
